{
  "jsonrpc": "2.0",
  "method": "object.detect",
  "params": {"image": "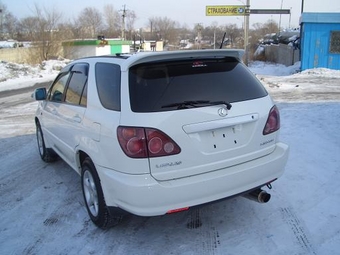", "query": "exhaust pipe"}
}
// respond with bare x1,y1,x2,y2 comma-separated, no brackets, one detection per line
244,189,271,203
